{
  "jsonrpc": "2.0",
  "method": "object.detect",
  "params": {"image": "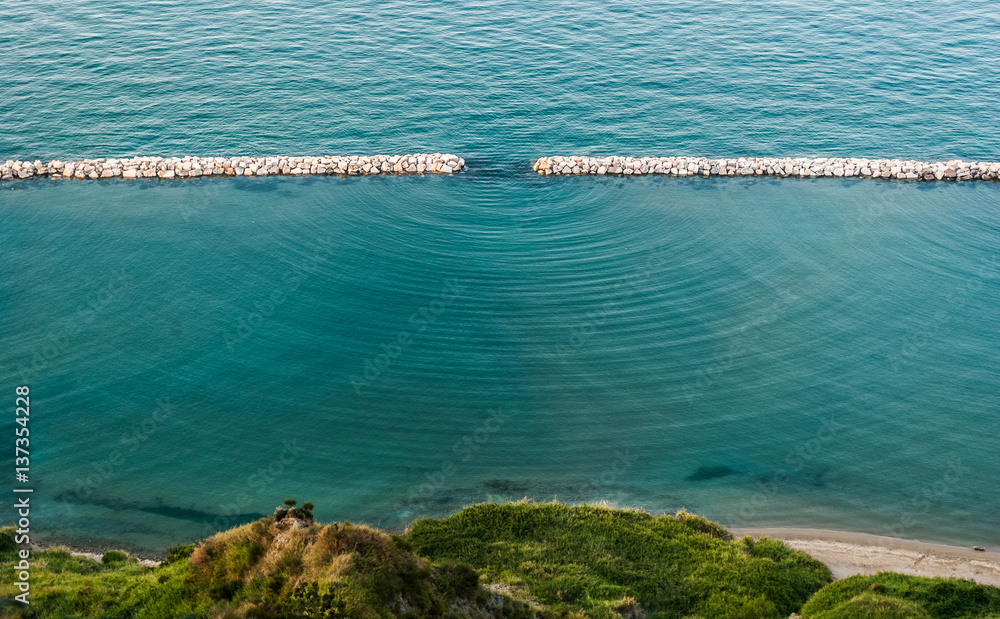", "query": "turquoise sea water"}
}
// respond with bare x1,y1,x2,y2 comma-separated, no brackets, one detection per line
1,0,998,552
